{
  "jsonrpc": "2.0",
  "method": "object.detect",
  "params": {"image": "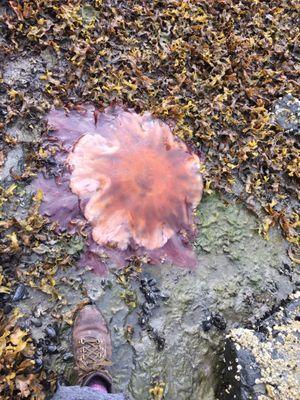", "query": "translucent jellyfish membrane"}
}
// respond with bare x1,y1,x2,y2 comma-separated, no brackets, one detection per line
34,105,203,275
